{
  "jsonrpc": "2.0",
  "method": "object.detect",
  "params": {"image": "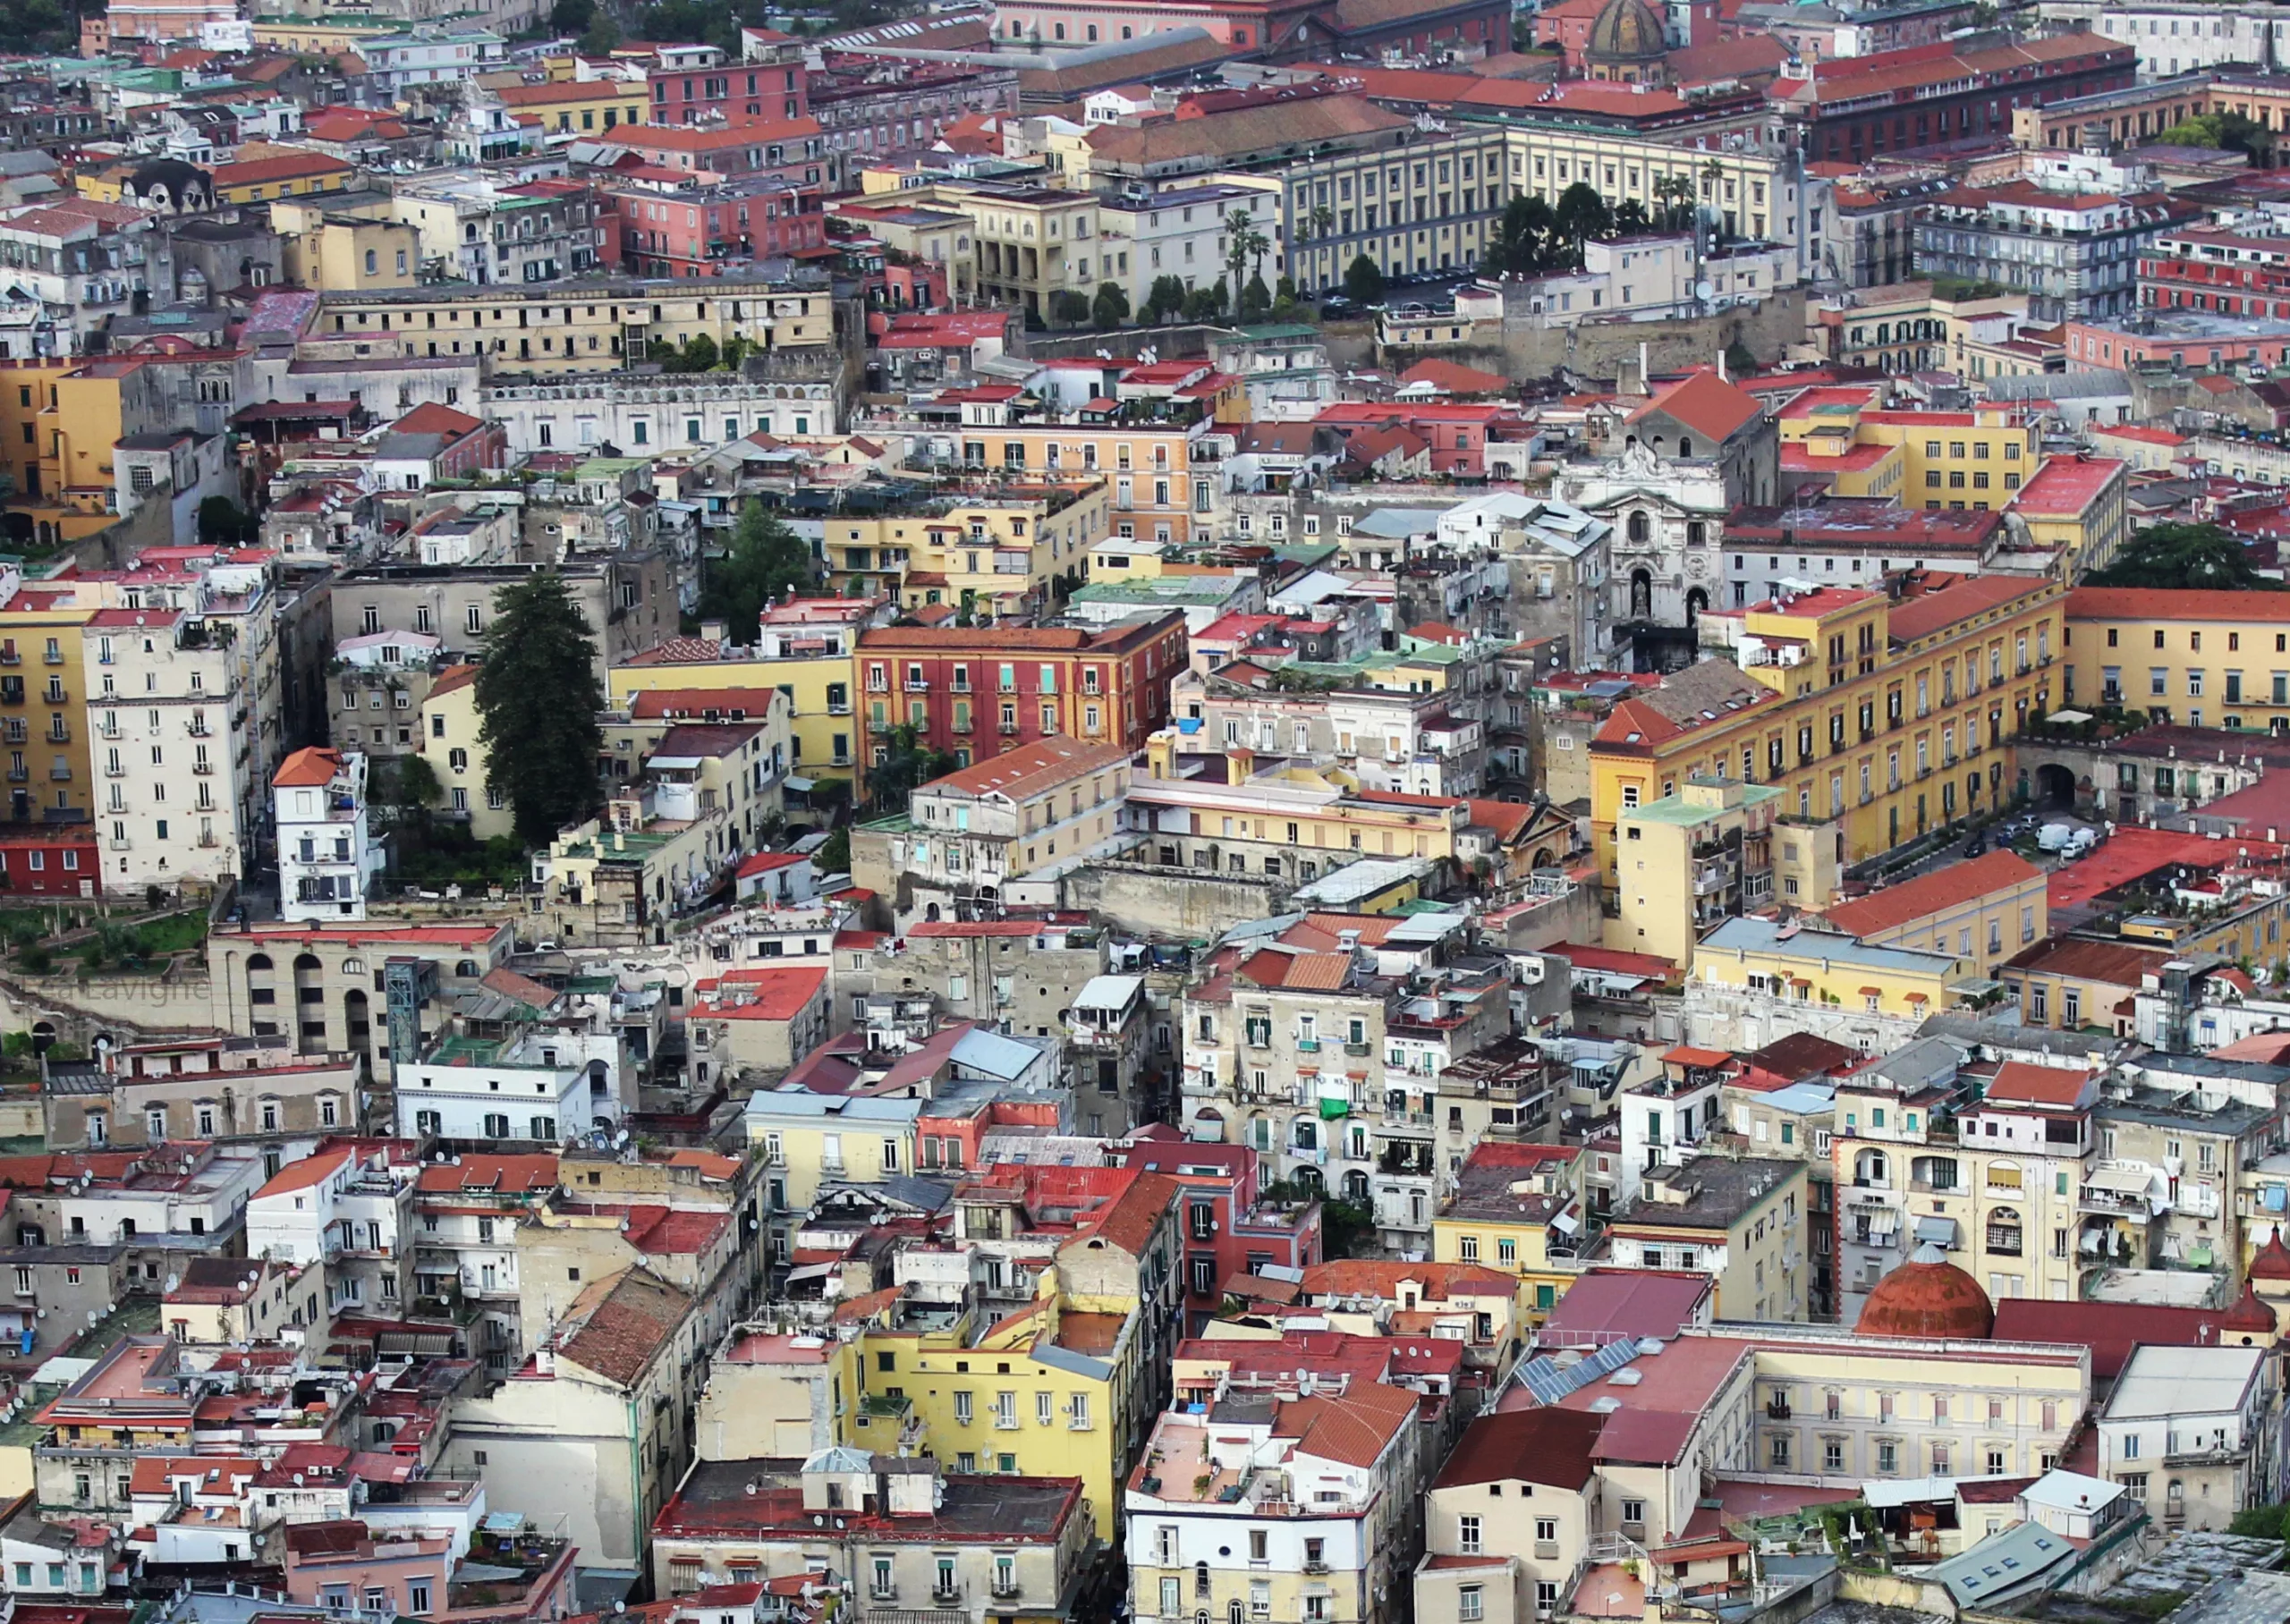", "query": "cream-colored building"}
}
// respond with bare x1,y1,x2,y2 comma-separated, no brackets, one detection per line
414,663,513,842
1816,849,2047,979
1607,1155,1810,1323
